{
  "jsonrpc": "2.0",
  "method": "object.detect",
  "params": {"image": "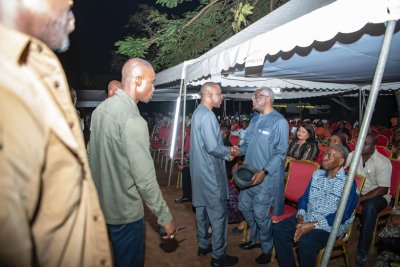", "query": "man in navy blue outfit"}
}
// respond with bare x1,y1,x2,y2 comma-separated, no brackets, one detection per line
237,87,289,264
273,144,359,267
